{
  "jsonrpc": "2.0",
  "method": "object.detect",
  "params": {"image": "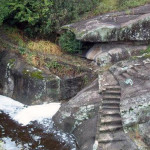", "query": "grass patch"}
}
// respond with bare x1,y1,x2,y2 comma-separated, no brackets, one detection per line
140,46,150,58
27,40,62,56
0,26,94,78
1,26,62,56
85,0,150,17
141,46,150,54
45,60,83,78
